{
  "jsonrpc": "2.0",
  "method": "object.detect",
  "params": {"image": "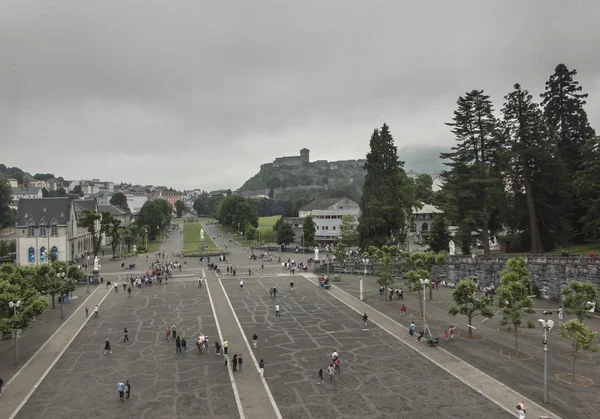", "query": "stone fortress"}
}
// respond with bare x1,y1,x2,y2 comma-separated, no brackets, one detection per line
260,148,366,172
